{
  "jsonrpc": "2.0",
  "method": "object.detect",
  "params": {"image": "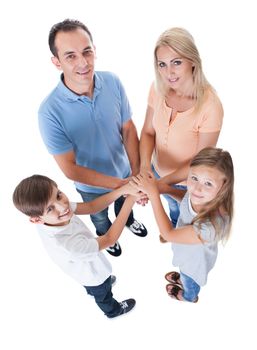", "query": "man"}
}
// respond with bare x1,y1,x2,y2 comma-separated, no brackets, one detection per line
38,19,147,257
